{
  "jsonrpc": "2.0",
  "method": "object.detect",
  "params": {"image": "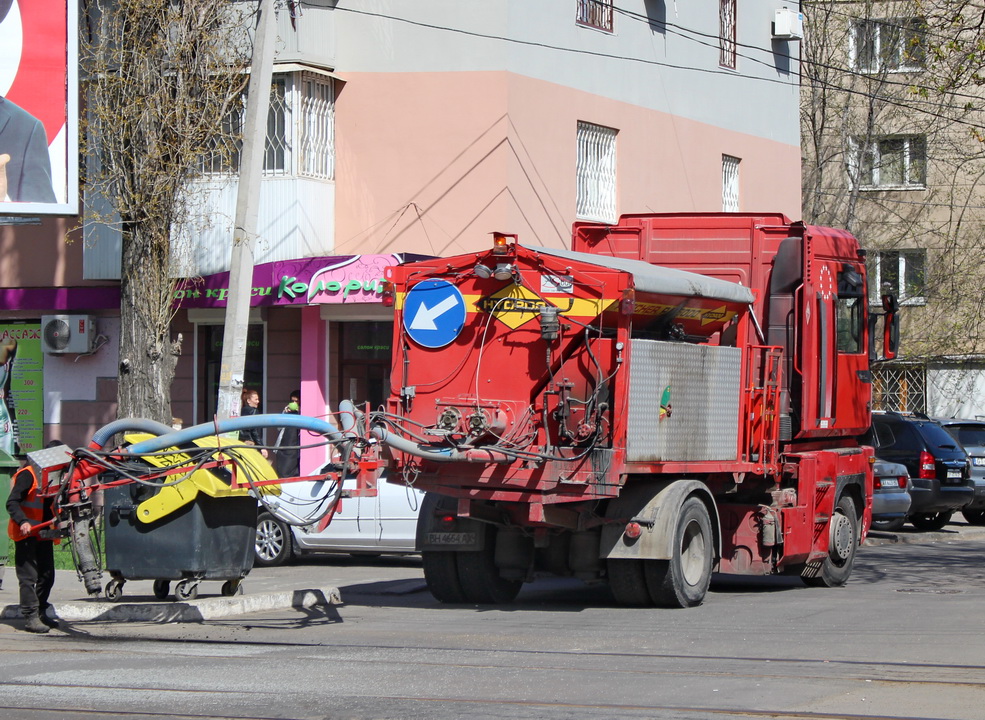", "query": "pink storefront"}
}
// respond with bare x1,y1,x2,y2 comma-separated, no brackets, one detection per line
172,253,426,473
